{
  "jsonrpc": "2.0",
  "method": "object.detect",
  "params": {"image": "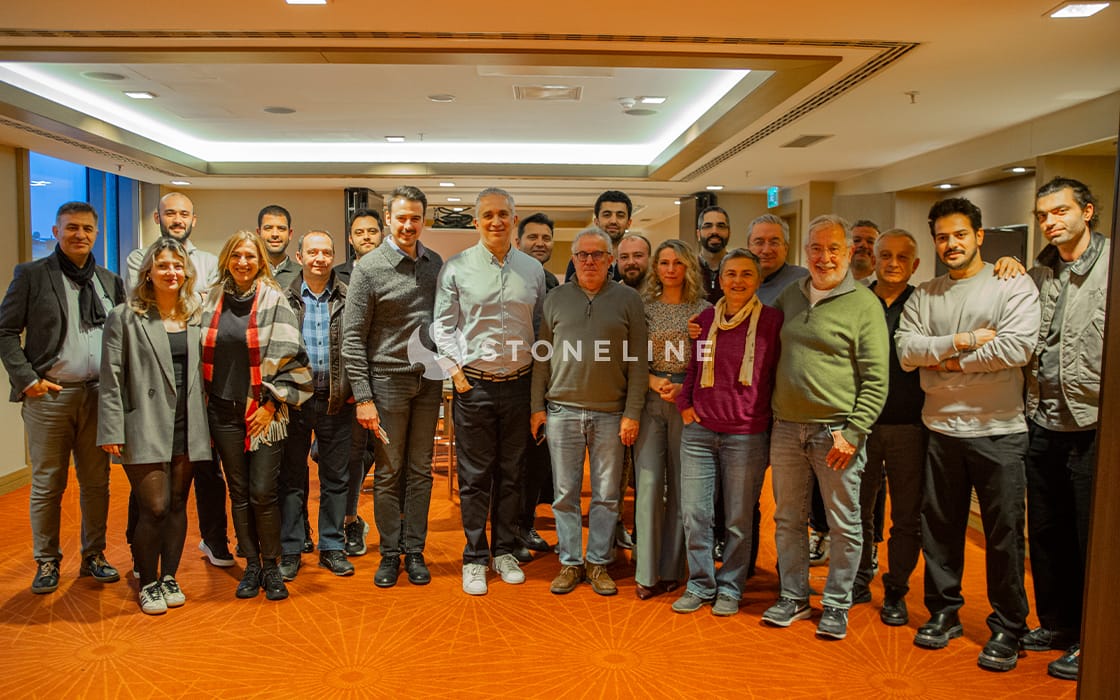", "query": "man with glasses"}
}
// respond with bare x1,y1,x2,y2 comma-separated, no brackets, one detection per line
532,227,648,597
